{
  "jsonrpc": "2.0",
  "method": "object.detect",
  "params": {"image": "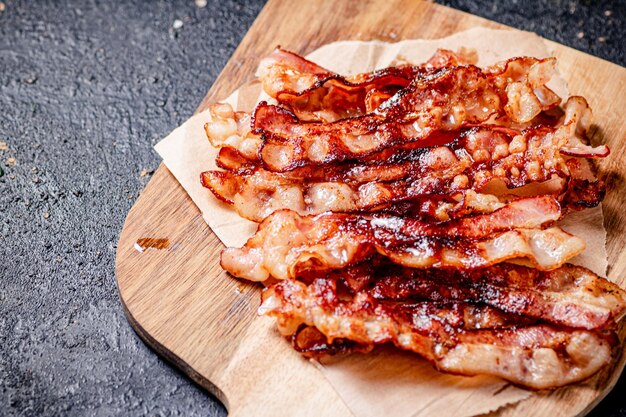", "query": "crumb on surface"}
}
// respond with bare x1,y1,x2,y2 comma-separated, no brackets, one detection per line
0,141,8,151
6,157,17,166
139,168,153,177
